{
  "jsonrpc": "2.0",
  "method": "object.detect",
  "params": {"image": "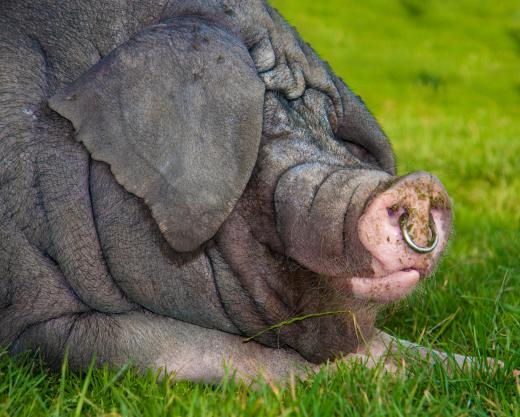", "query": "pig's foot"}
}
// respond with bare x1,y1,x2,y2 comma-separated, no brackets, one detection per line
352,329,506,375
